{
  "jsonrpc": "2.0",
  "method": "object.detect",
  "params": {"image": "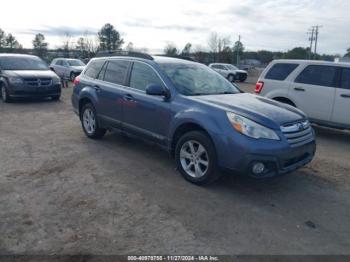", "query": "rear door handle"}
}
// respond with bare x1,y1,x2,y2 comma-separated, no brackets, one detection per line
294,87,305,91
340,94,350,98
123,94,135,102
